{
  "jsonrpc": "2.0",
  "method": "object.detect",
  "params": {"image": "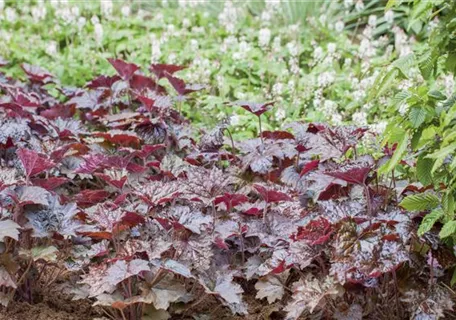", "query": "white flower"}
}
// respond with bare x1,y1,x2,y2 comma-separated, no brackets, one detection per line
322,100,337,115
317,71,335,87
287,41,299,56
31,6,46,21
344,0,354,8
121,5,131,17
313,46,324,60
150,35,161,62
190,39,199,51
331,113,343,125
91,15,100,25
45,41,57,56
182,18,191,28
275,107,286,120
319,14,327,25
352,111,367,125
344,58,352,67
168,53,177,64
272,82,284,96
261,10,271,23
443,74,455,96
287,80,295,92
94,23,104,44
368,15,377,27
77,17,86,30
355,0,365,11
5,7,17,22
370,121,387,134
384,10,394,24
335,20,345,33
258,28,271,47
327,43,336,54
230,114,240,125
100,0,113,17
